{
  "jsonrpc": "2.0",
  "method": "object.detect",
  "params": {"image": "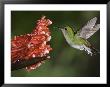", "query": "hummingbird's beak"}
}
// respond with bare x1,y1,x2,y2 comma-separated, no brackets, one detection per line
59,27,63,30
53,27,63,30
59,27,65,30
